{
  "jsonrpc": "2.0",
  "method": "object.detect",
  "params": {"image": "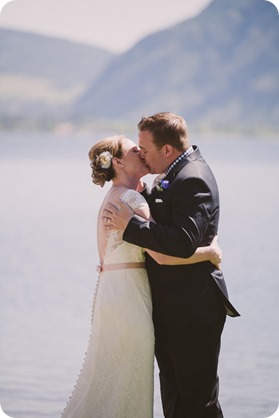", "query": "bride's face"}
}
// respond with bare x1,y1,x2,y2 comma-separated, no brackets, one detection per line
120,138,150,178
